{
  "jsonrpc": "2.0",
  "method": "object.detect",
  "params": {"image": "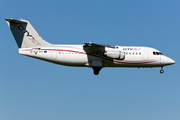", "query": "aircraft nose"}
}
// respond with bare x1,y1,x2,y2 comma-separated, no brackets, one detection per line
162,56,175,65
169,58,175,65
